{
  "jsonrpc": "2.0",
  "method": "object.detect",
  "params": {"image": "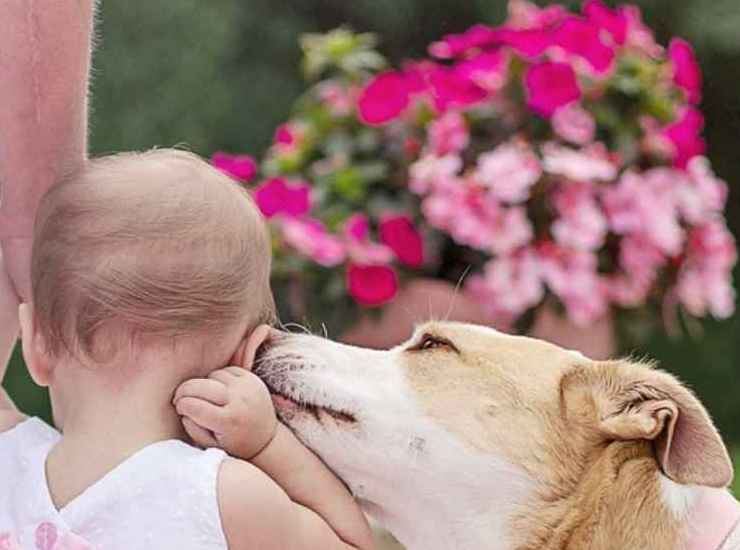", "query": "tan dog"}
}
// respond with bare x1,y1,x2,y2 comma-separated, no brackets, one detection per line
256,322,739,550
